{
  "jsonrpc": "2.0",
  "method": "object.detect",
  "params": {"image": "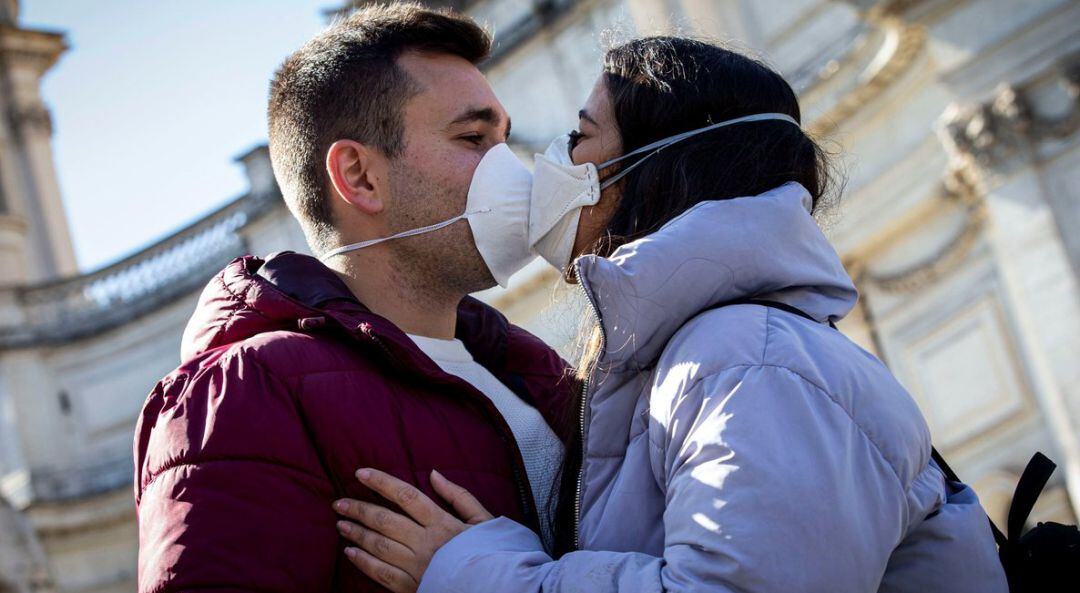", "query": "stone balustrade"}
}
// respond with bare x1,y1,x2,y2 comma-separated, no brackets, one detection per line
27,455,133,504
0,188,279,349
